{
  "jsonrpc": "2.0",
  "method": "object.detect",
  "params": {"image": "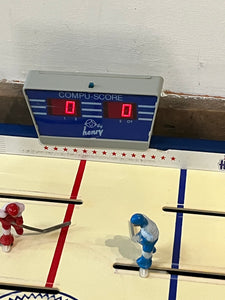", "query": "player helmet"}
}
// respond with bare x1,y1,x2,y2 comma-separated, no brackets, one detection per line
130,213,148,227
5,203,19,216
